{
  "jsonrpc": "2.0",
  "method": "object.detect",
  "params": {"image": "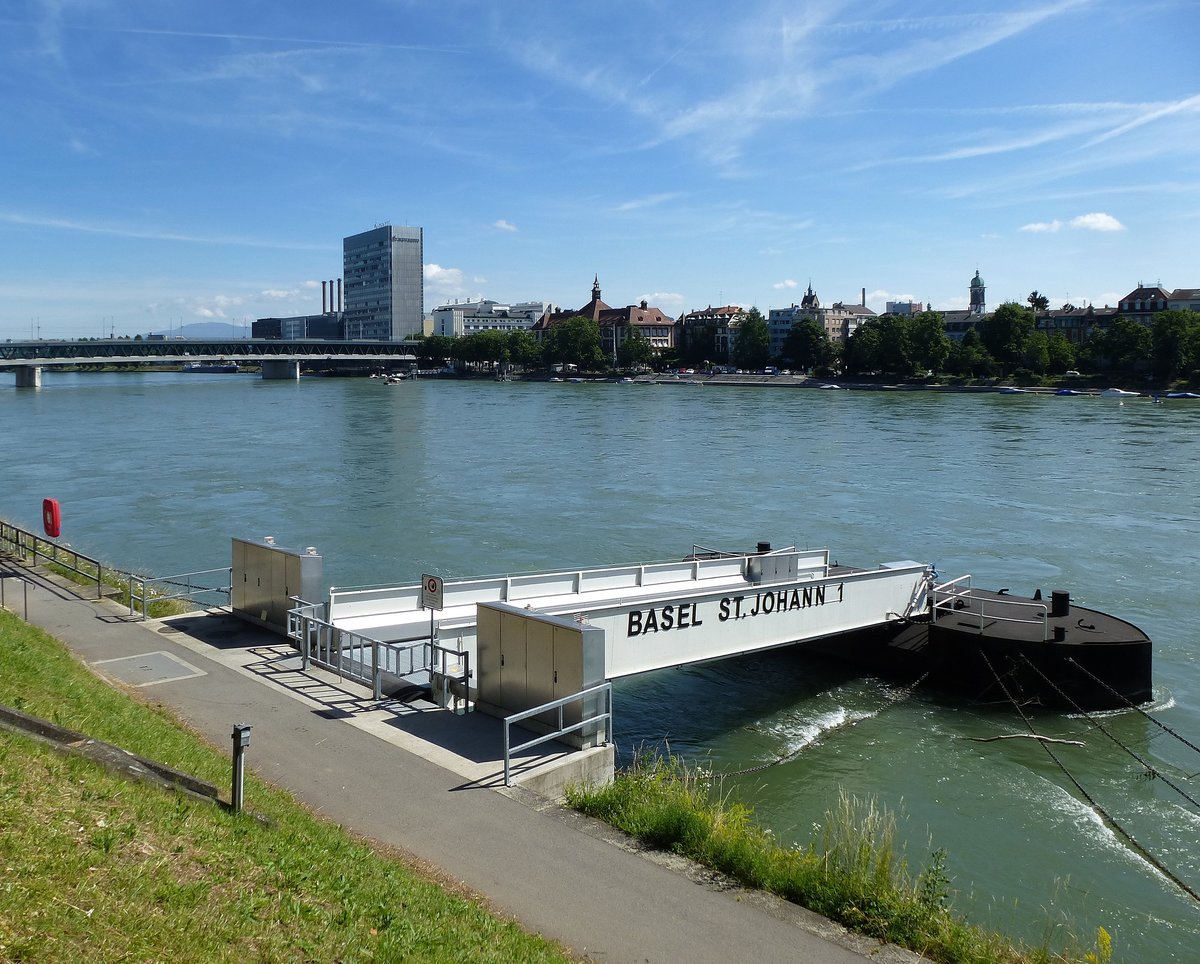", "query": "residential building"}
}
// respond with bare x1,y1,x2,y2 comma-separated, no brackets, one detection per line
1117,283,1170,327
1168,289,1200,312
885,301,924,316
823,301,875,342
678,304,745,360
1034,305,1118,344
343,225,424,340
767,304,813,357
767,284,874,354
432,299,554,338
